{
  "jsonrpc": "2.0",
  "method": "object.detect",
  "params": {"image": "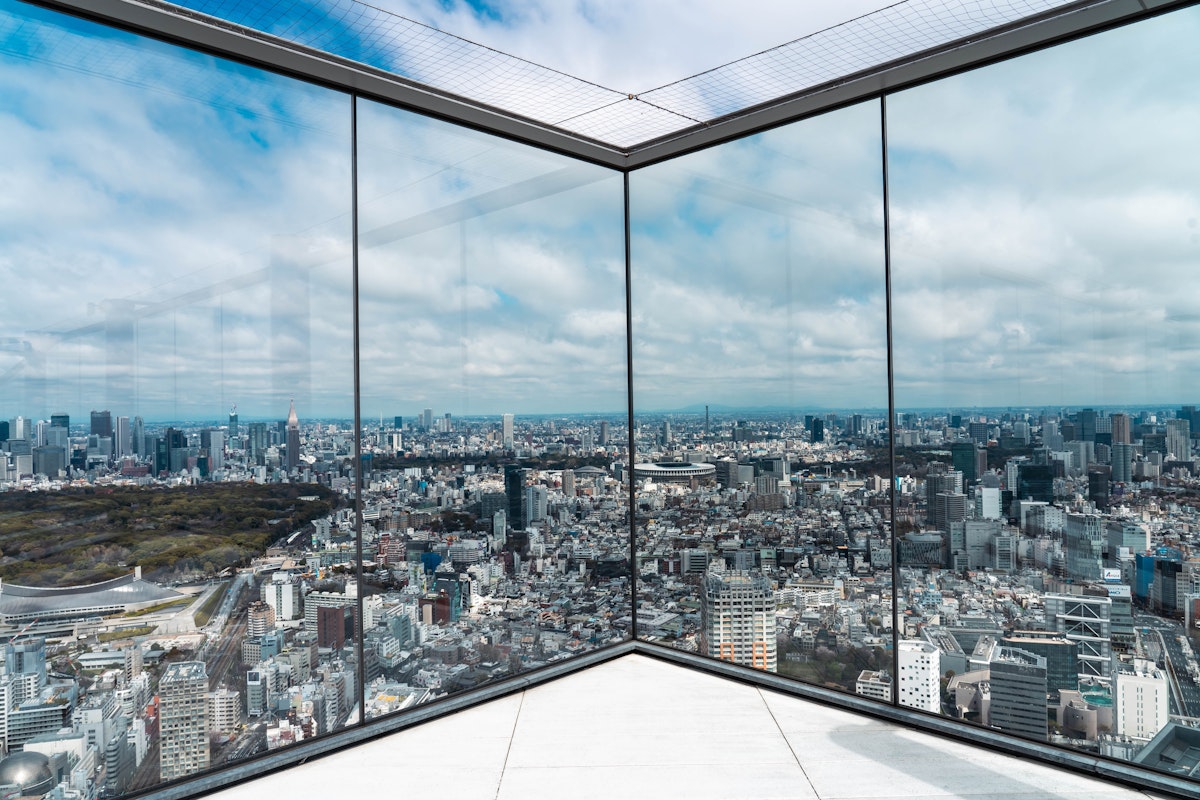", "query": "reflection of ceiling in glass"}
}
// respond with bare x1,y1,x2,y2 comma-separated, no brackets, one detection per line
163,0,1085,149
